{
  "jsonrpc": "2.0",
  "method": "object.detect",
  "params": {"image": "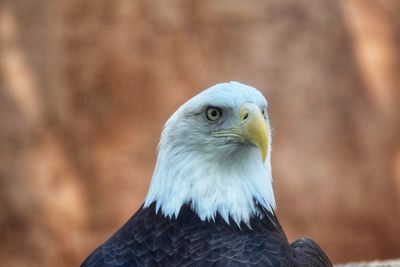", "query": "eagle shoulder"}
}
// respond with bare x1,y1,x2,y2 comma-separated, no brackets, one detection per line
291,237,333,267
